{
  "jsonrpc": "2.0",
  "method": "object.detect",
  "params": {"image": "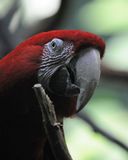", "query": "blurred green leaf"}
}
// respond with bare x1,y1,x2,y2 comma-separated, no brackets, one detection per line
64,83,128,160
103,34,128,71
78,0,128,35
64,117,128,160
